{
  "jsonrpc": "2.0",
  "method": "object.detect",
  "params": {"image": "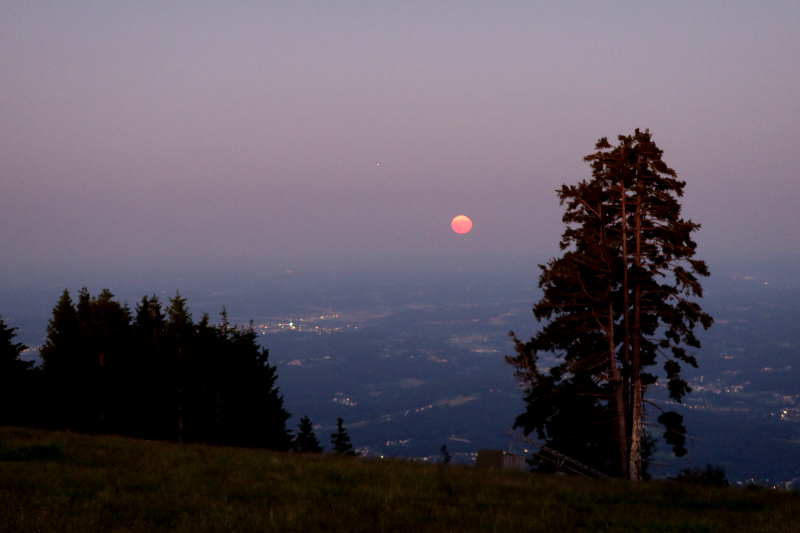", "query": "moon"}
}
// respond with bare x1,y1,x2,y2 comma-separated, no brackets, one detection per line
450,214,473,235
